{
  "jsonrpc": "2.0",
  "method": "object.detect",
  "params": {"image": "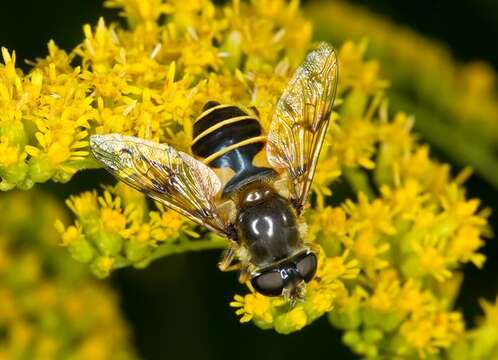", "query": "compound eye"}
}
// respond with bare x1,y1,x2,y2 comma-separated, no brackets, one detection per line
251,270,285,297
296,252,317,283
